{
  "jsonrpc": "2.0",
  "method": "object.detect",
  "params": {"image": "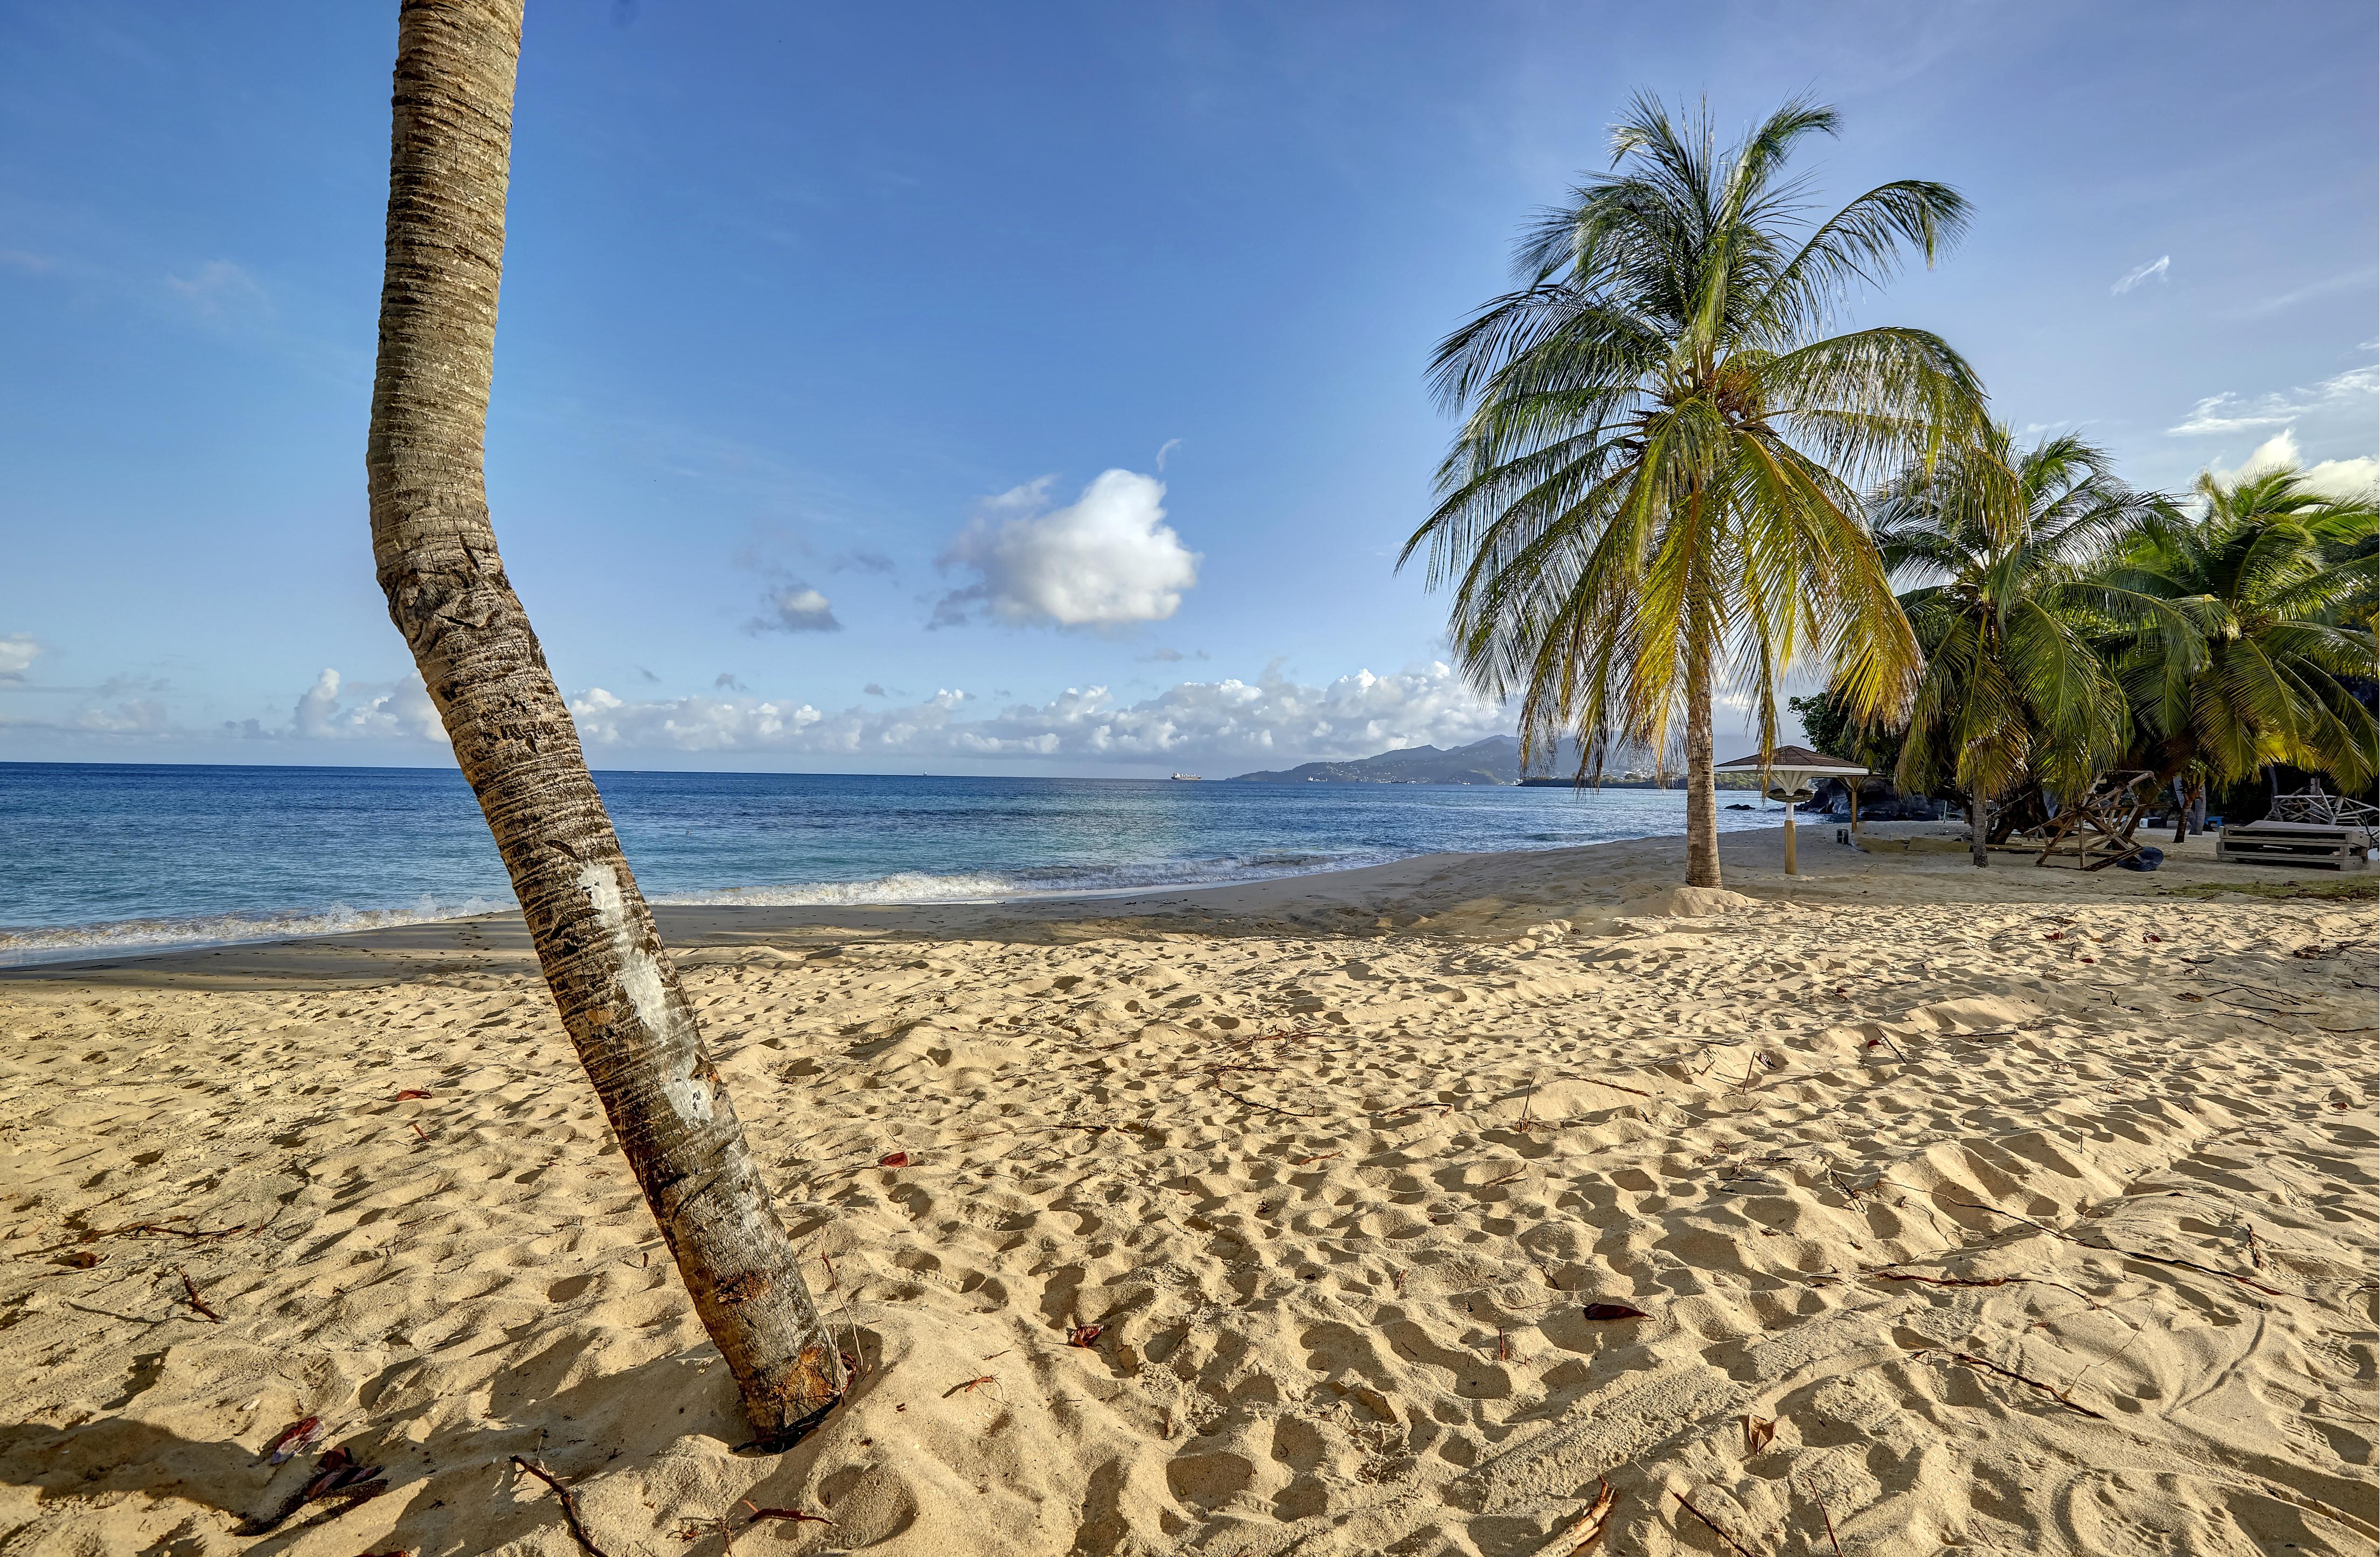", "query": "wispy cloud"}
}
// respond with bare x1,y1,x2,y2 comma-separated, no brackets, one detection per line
2111,255,2169,295
165,259,270,321
2237,266,2379,319
2169,364,2377,436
